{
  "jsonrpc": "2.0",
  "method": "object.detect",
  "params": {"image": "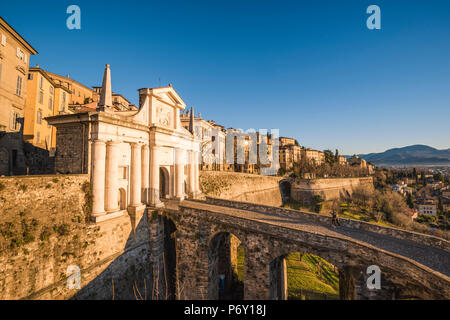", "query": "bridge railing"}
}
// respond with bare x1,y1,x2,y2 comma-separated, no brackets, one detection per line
204,197,450,252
